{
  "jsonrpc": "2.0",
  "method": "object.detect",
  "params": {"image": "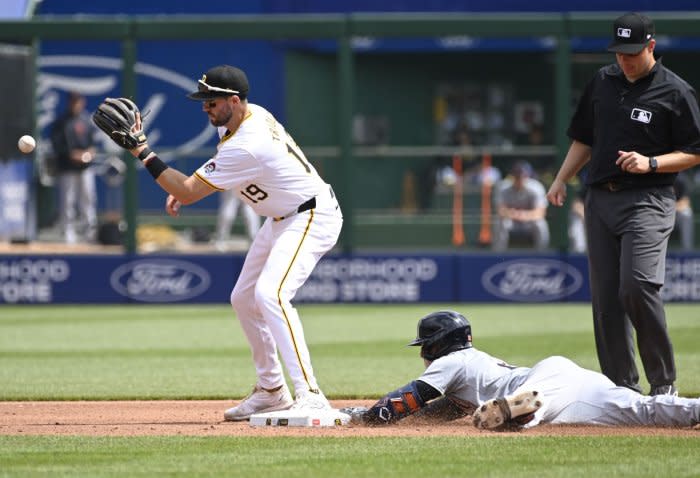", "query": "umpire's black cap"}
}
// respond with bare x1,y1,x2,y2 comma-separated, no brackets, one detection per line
187,65,249,100
607,12,655,54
